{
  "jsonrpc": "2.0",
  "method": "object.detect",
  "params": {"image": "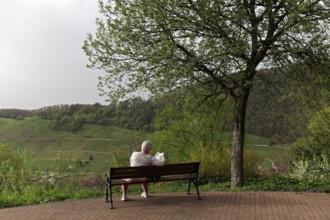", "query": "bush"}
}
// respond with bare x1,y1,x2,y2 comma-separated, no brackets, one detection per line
288,107,330,159
0,144,35,194
189,145,261,183
307,107,330,157
290,154,330,180
189,145,231,182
